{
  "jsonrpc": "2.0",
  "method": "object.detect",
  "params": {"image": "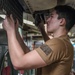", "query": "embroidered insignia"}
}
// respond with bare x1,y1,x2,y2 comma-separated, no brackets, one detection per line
40,44,52,55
